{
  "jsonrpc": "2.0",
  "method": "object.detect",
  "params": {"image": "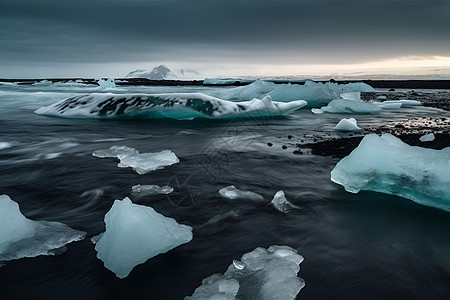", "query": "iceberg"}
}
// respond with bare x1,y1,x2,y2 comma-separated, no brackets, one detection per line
0,195,86,264
419,133,435,142
92,146,179,174
131,184,173,196
331,134,450,212
35,93,306,120
219,186,264,202
124,65,201,80
93,197,193,278
334,118,363,132
271,191,299,213
186,245,305,300
215,80,374,107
